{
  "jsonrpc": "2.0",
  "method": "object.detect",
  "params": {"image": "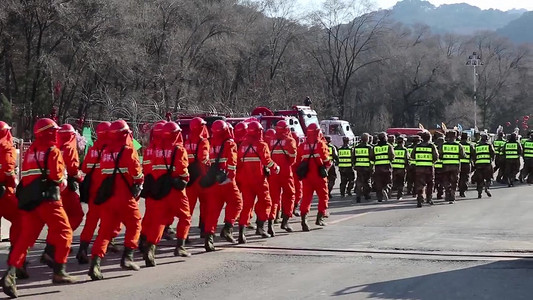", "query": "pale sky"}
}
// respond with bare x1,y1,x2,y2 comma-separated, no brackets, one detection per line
297,0,533,11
